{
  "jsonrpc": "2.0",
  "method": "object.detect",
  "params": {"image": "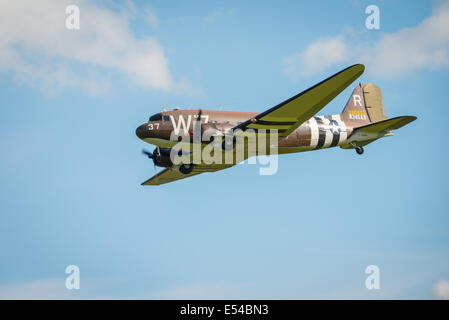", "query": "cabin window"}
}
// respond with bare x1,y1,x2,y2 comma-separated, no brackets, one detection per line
149,114,162,122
